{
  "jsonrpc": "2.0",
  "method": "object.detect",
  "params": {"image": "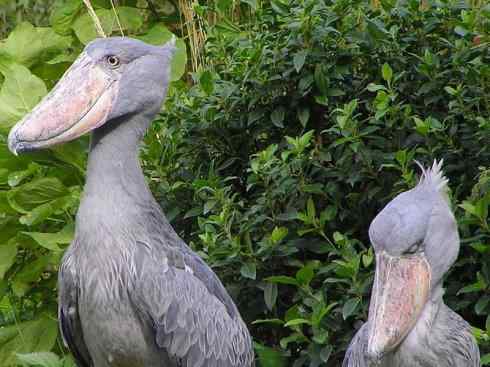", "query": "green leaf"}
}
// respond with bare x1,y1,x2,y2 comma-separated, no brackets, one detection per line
116,7,144,33
199,71,214,95
252,318,284,325
0,242,17,279
297,107,310,127
22,224,74,252
255,344,287,367
240,262,256,280
366,83,387,92
16,352,61,367
320,345,333,363
475,296,490,315
264,282,278,311
293,50,307,73
284,318,311,327
136,23,187,81
271,227,288,244
481,353,490,365
306,197,316,220
0,317,58,366
296,264,314,286
381,63,393,82
265,275,299,286
7,177,67,213
270,0,289,15
271,106,285,128
413,116,429,136
342,298,360,319
1,22,71,67
0,61,47,130
444,86,458,96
